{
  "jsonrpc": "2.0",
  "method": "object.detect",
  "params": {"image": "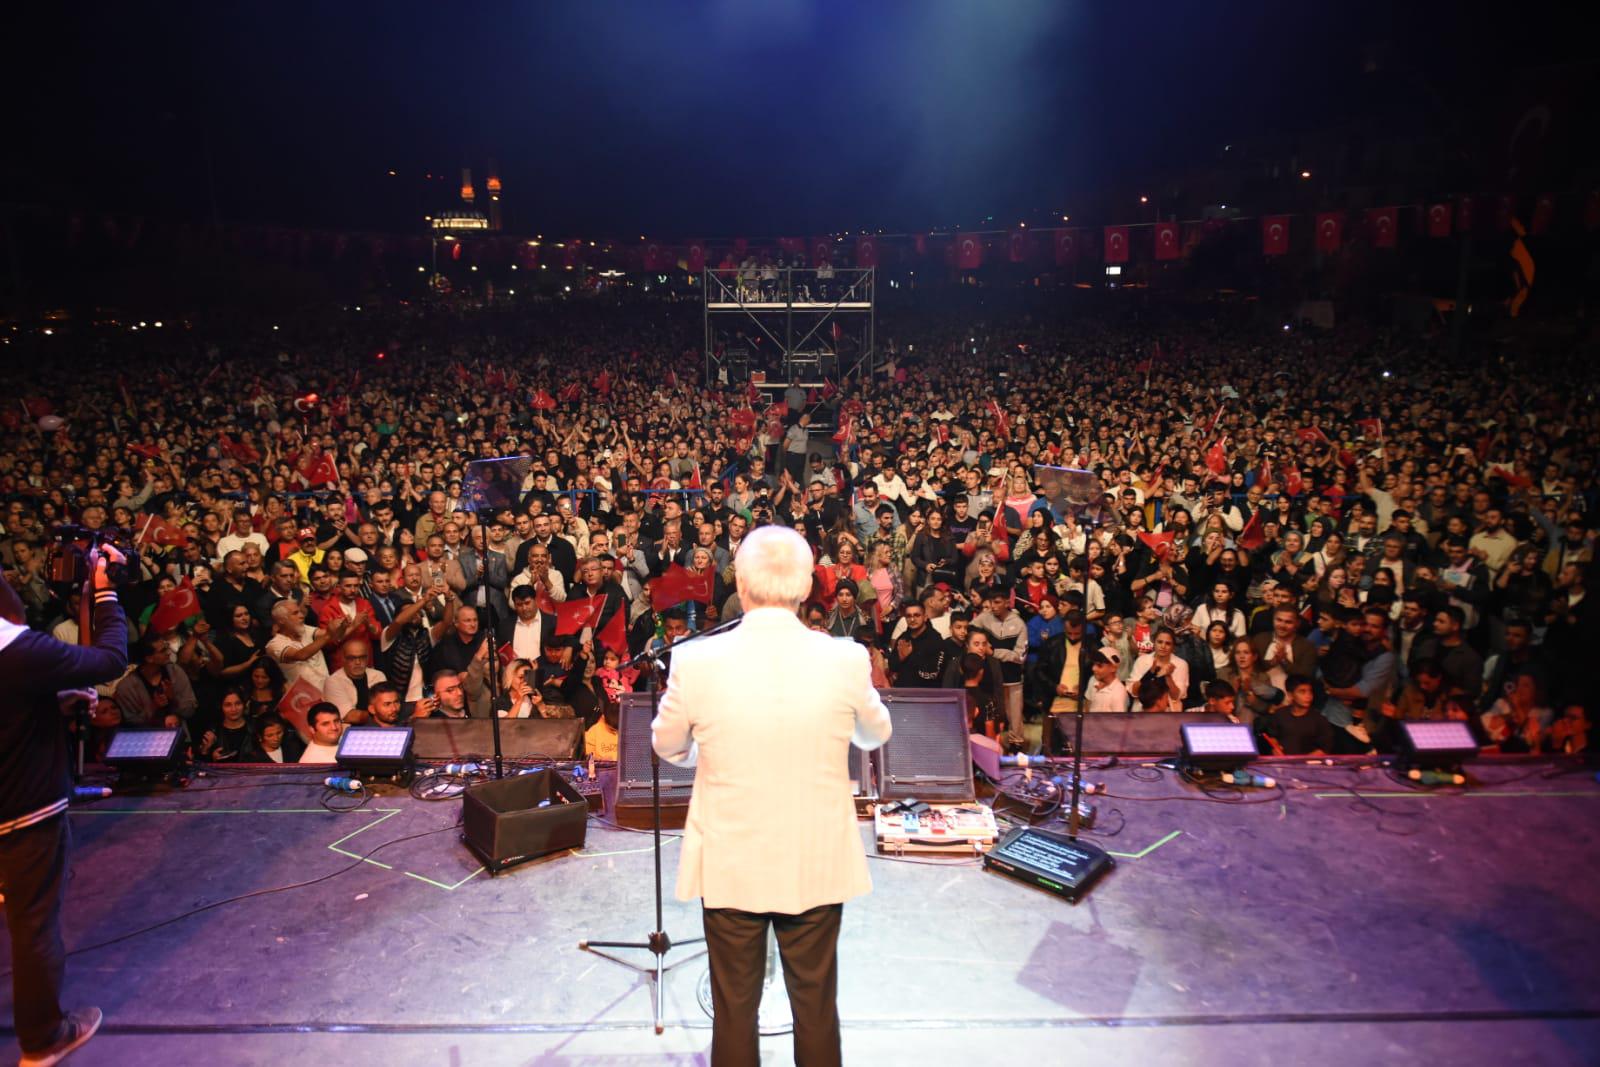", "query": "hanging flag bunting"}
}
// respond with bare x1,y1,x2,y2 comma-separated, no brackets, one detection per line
810,237,832,267
1426,203,1452,238
1153,221,1180,261
856,235,879,268
1262,216,1290,256
1008,229,1030,263
1314,212,1343,253
1103,226,1129,264
955,232,983,269
1053,229,1078,265
1368,207,1399,249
